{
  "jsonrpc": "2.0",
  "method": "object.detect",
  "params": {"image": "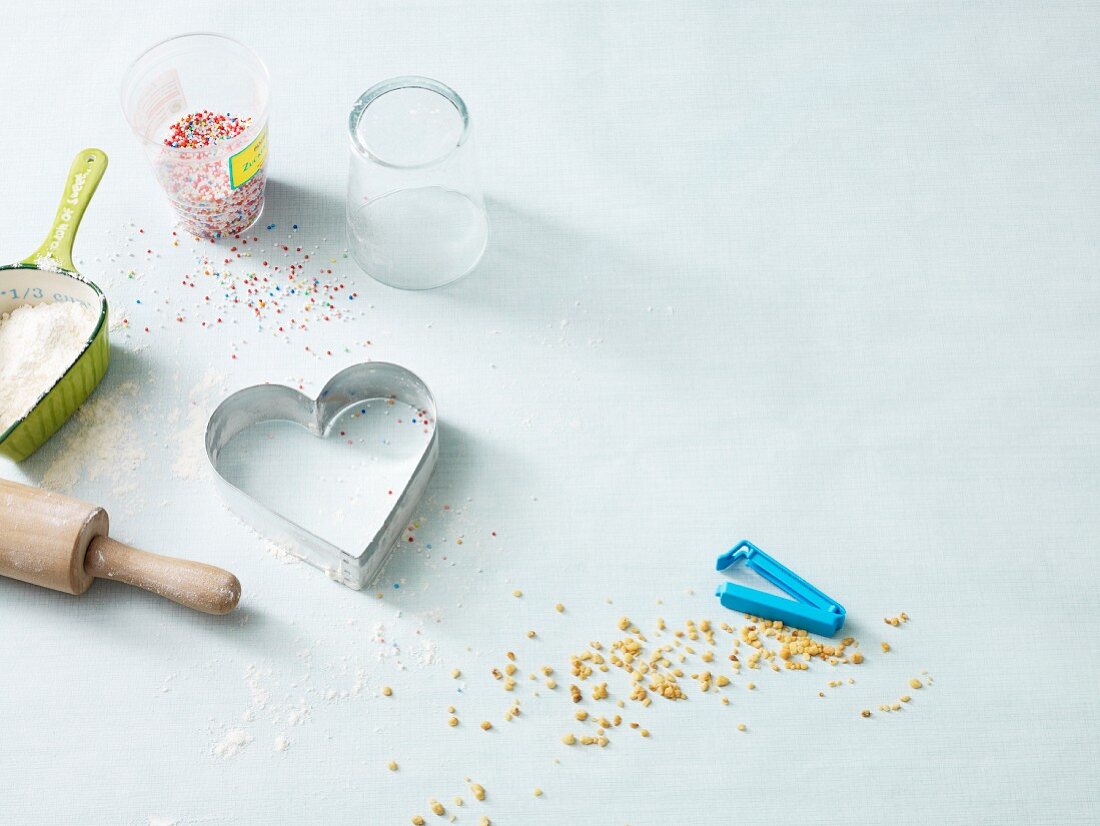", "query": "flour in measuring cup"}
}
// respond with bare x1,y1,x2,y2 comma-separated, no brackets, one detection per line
0,301,98,431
